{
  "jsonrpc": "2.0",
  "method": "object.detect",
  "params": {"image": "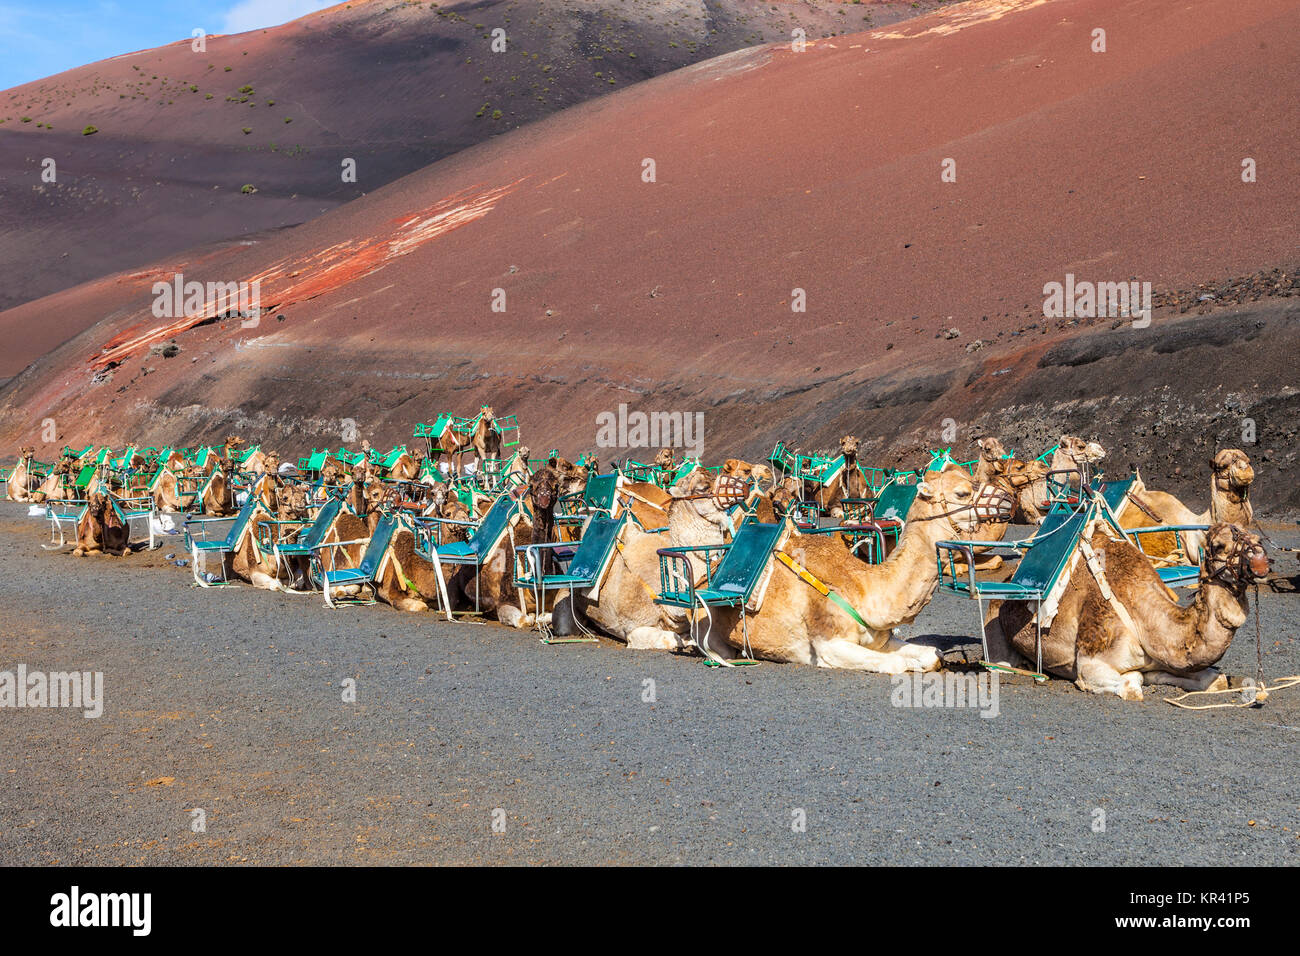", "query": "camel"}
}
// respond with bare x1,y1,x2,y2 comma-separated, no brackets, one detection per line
5,447,36,501
507,445,533,486
433,465,586,623
1010,435,1106,520
29,457,75,504
388,449,424,482
1121,449,1254,562
822,436,870,516
1048,435,1105,487
986,456,1051,523
151,466,187,513
71,492,130,557
436,406,502,473
574,467,739,651
984,523,1271,699
699,465,1013,670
